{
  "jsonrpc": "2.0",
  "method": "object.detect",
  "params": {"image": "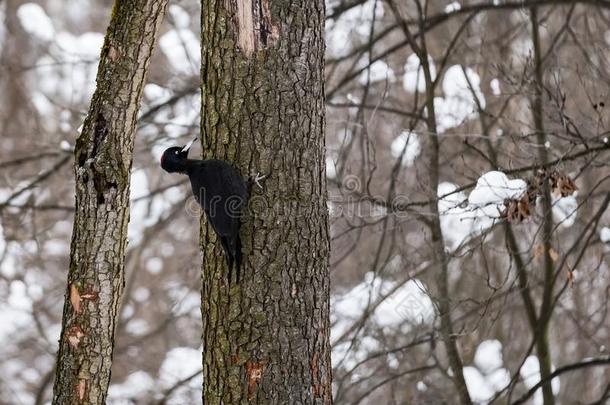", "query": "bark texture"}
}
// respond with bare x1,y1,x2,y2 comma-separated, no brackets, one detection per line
200,0,332,403
52,1,168,403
